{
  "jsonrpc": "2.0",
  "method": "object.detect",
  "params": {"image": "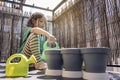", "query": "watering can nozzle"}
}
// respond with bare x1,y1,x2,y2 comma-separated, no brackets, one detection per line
29,55,37,64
